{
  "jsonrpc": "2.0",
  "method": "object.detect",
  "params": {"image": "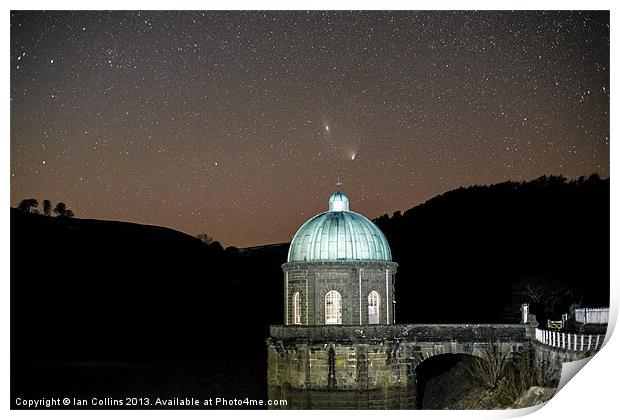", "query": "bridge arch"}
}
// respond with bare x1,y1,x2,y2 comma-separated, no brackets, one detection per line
406,340,520,372
414,352,483,409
